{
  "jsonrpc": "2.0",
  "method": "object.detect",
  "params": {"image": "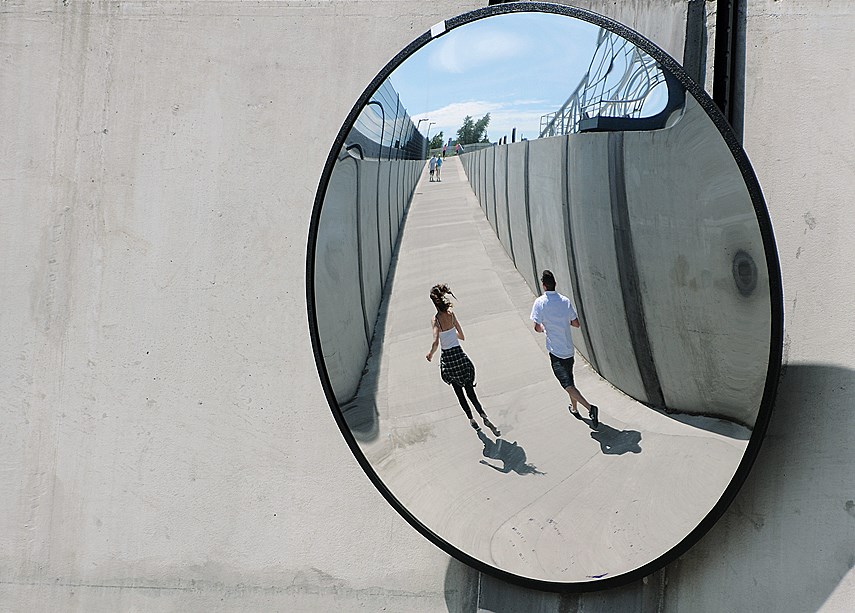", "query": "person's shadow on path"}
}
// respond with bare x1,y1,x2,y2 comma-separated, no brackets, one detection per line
589,421,642,455
477,431,545,475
